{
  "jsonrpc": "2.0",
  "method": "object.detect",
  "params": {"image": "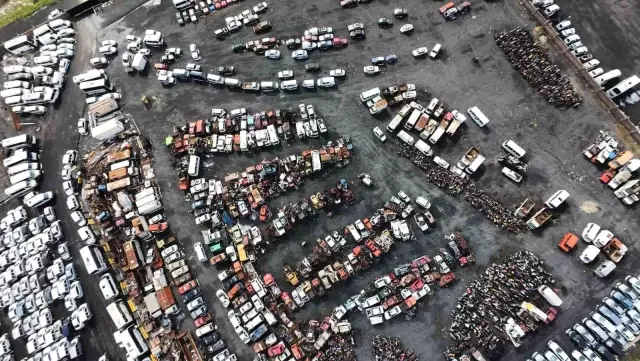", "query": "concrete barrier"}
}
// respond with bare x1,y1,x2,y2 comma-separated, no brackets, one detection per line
518,0,640,145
